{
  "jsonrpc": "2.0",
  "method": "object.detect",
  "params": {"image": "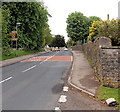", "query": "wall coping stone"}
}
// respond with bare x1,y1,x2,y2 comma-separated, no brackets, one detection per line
101,46,120,49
